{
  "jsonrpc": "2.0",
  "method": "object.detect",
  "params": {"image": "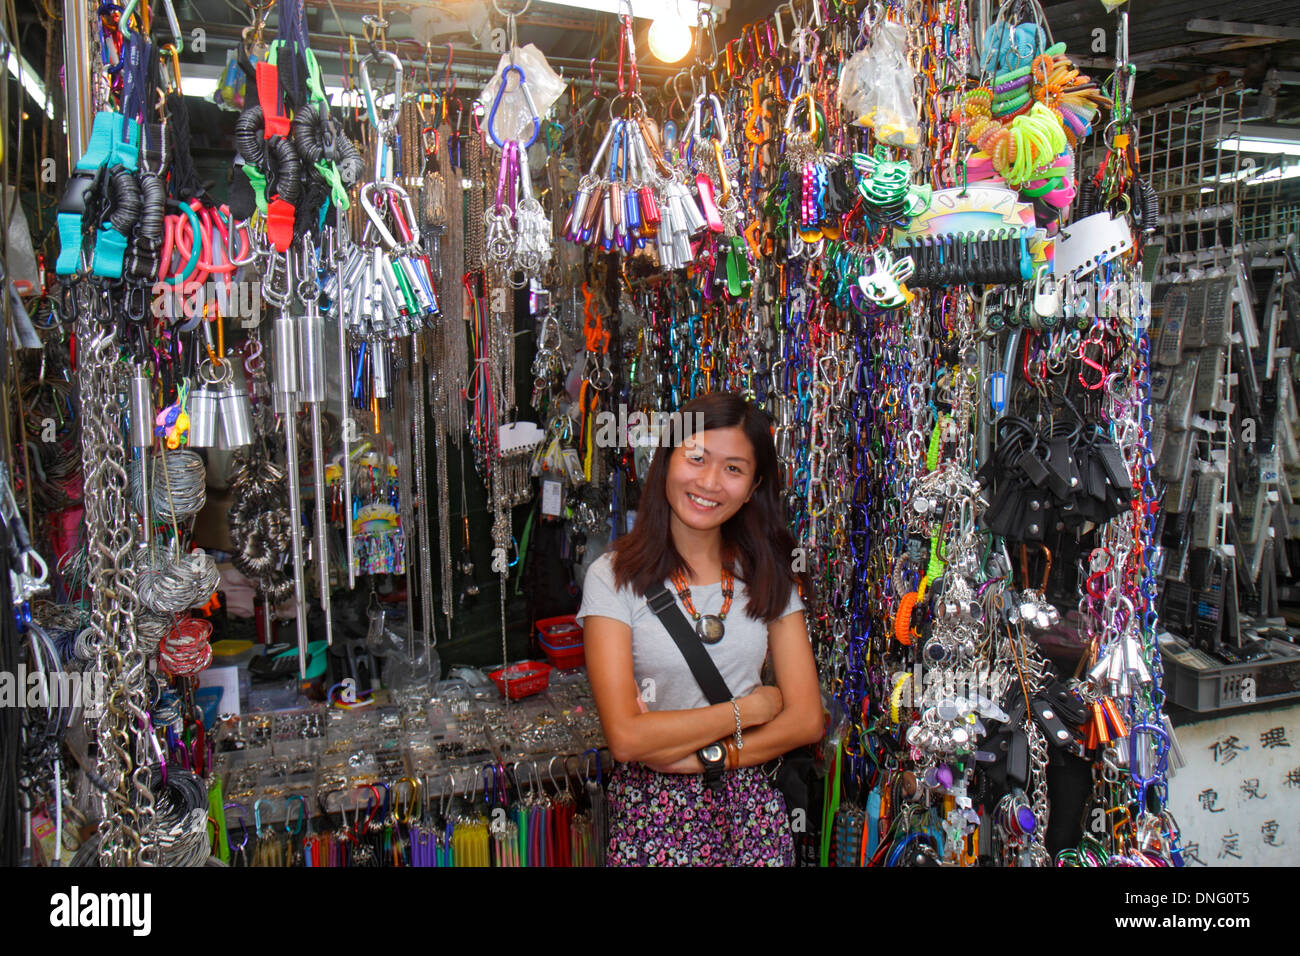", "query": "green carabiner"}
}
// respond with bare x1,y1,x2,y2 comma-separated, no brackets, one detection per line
286,795,308,836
